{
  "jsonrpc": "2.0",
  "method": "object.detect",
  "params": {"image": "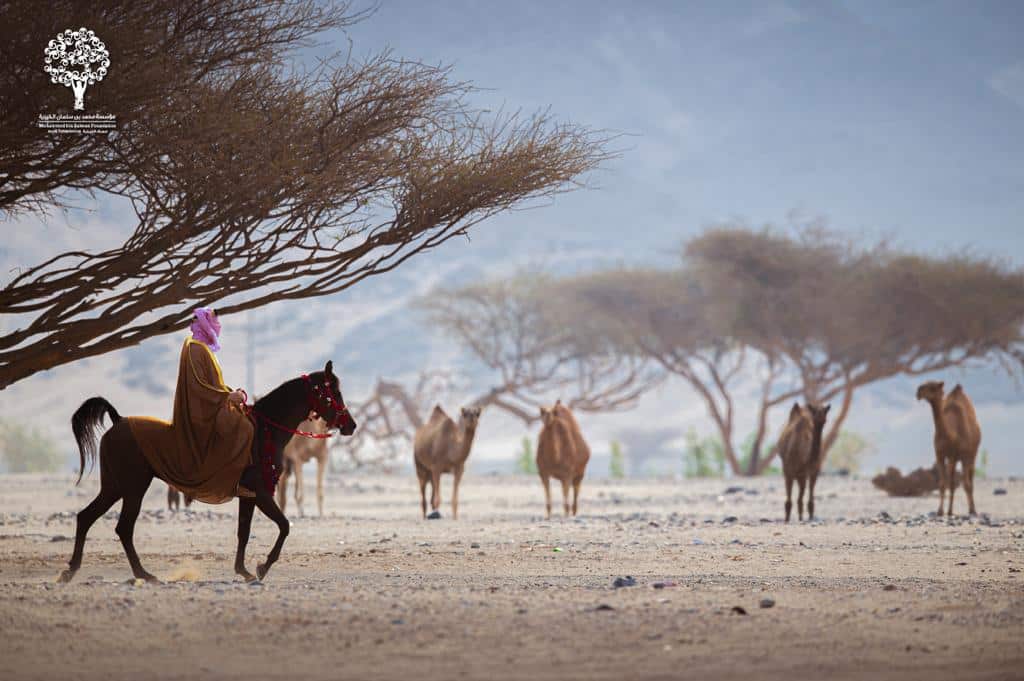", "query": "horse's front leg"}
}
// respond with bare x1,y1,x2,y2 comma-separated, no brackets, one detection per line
234,497,257,581
254,488,289,581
